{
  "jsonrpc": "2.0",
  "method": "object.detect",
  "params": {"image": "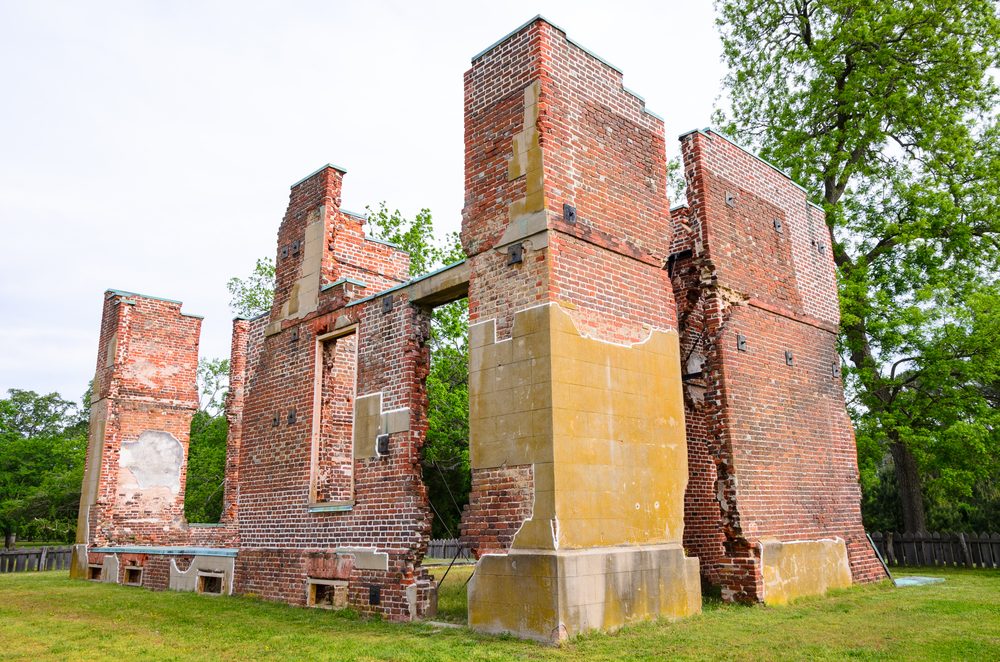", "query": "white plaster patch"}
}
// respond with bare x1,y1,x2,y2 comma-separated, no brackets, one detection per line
406,583,418,620
122,358,181,390
334,547,389,571
351,391,410,459
169,555,236,594
119,430,183,494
